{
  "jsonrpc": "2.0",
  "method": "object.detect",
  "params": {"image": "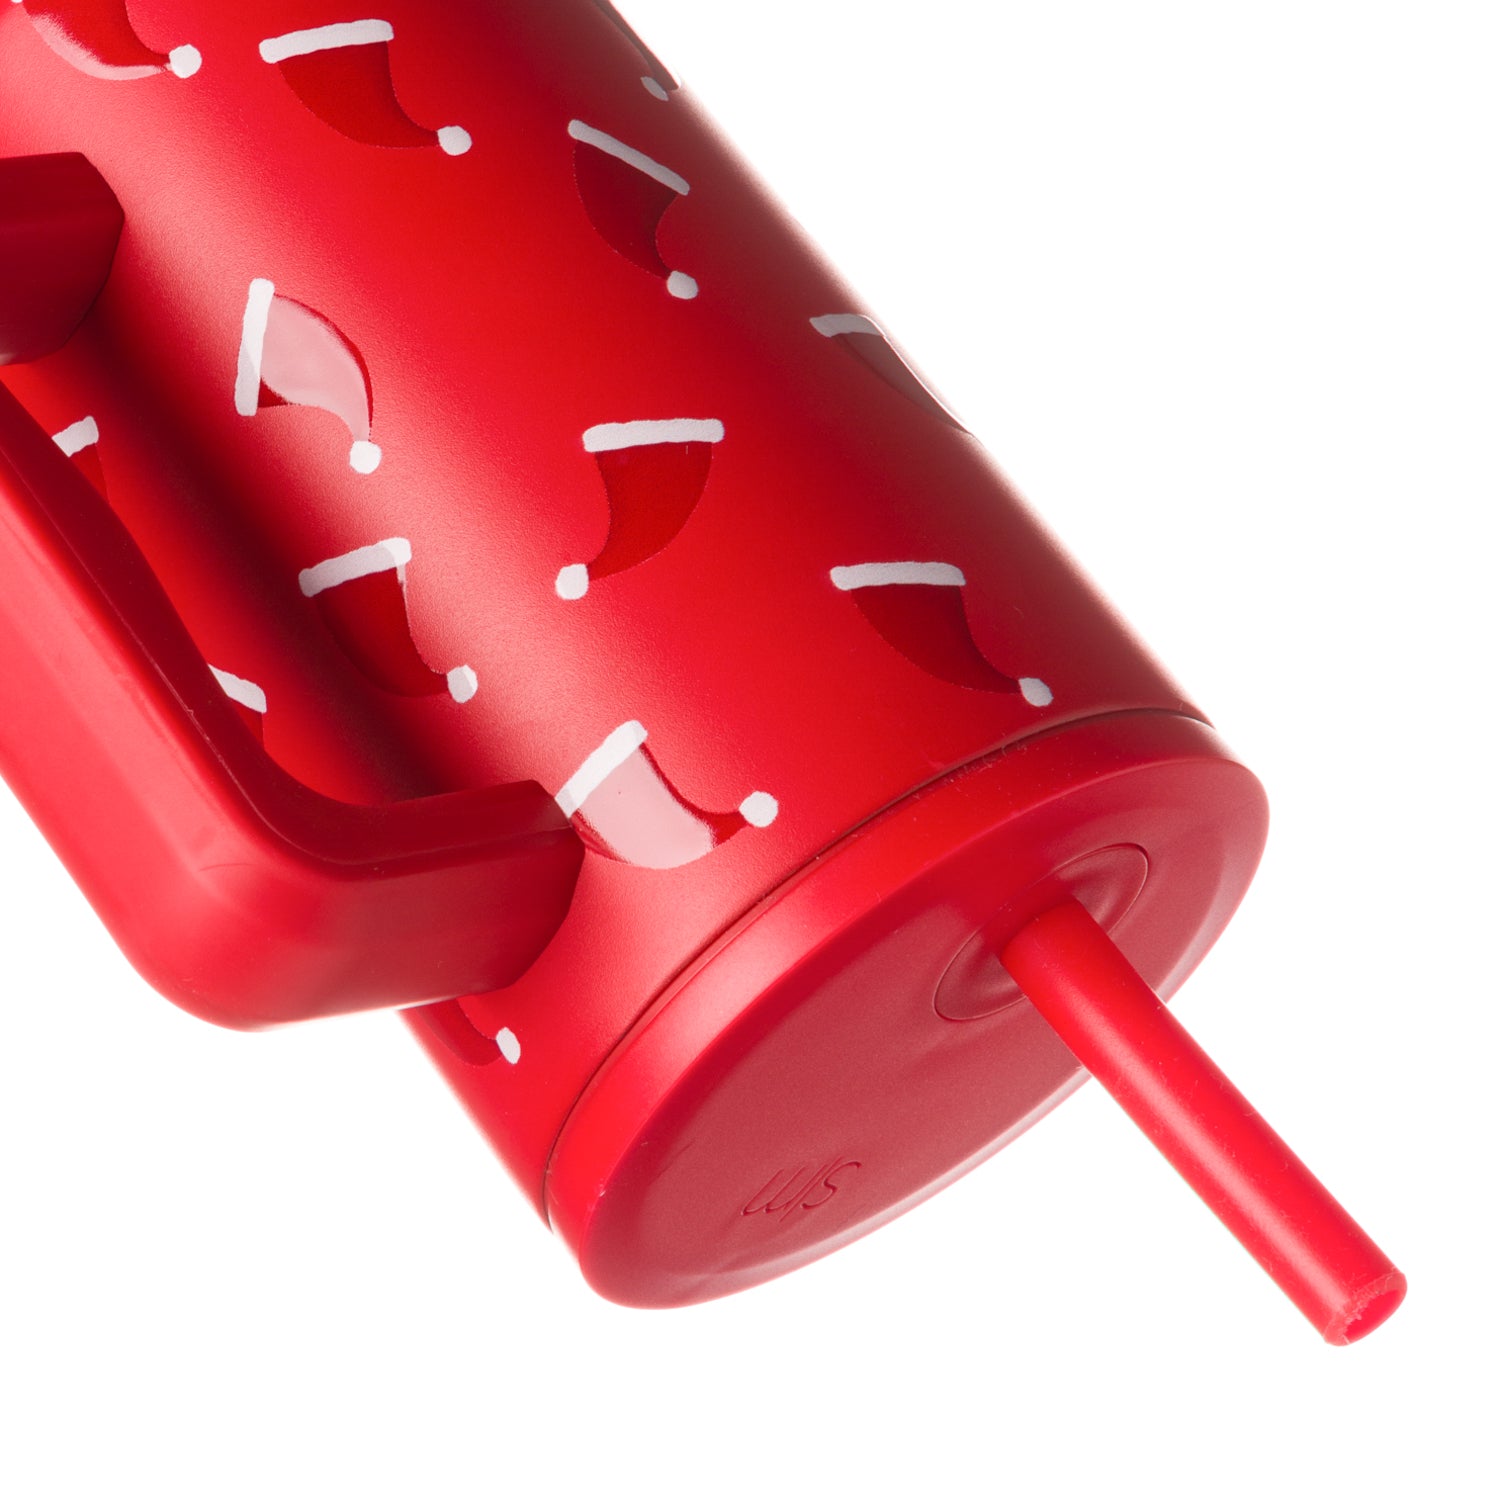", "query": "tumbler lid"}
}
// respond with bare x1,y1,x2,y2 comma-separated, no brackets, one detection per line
546,713,1267,1307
